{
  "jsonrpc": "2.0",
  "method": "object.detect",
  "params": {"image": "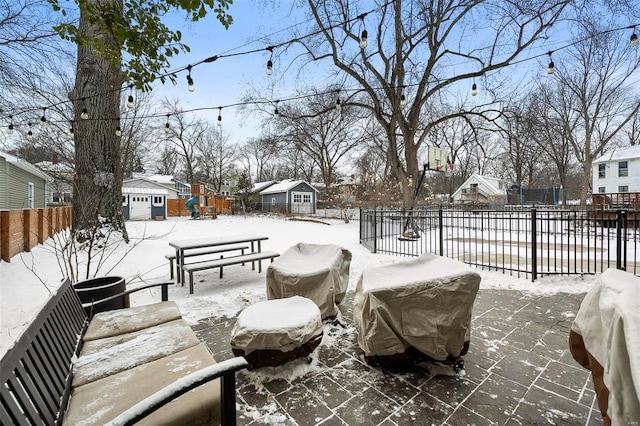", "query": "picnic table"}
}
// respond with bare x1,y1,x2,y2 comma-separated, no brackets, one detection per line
169,234,278,293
